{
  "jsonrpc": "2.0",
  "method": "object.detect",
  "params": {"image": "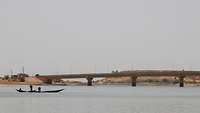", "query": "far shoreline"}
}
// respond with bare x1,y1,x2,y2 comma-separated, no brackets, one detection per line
0,82,199,87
